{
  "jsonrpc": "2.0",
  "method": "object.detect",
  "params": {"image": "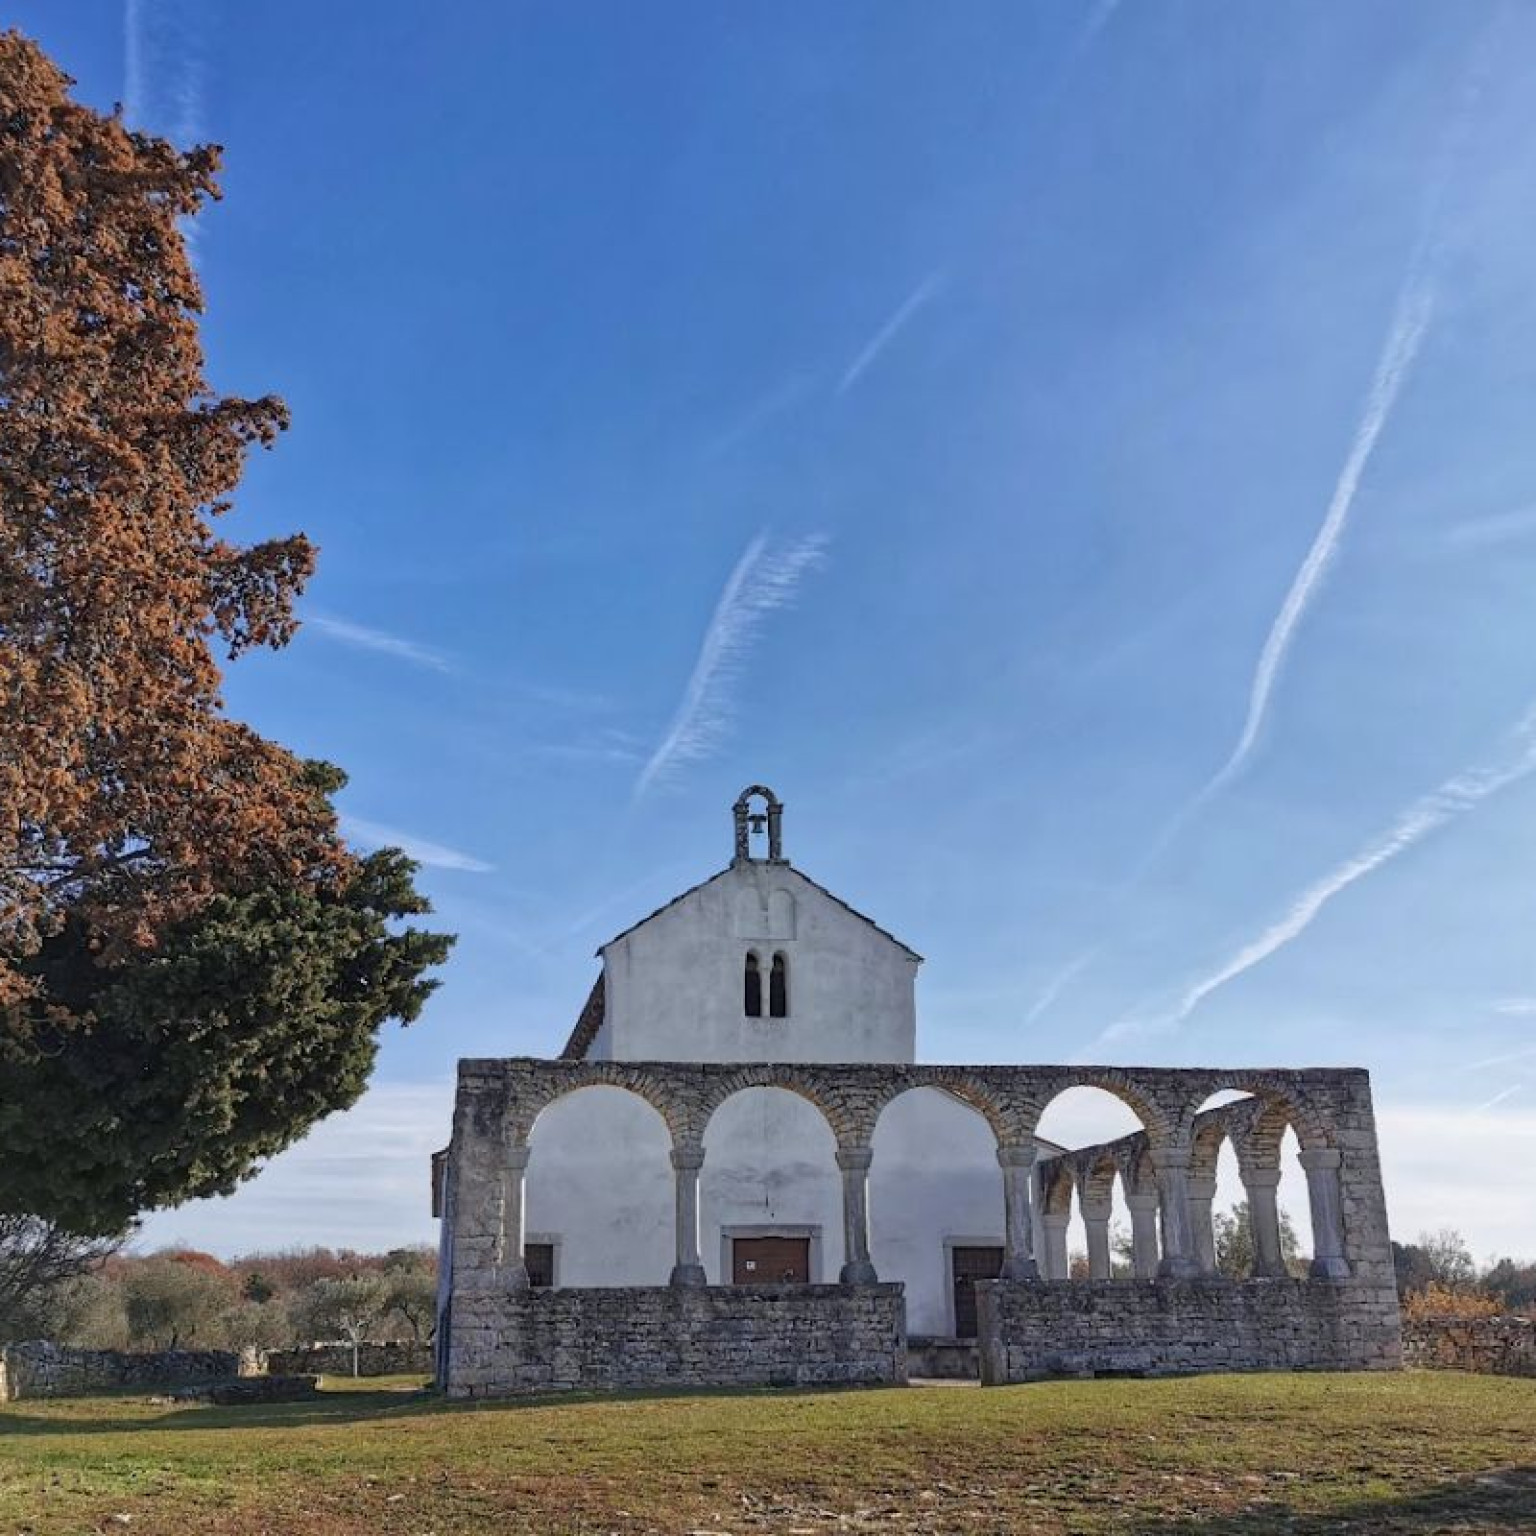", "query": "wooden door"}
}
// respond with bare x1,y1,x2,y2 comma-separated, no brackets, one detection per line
732,1236,810,1284
950,1245,1003,1338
